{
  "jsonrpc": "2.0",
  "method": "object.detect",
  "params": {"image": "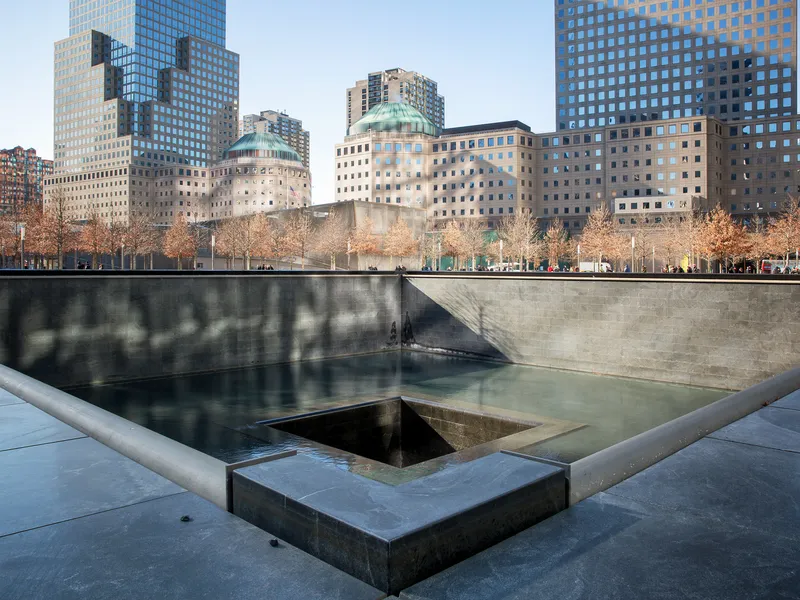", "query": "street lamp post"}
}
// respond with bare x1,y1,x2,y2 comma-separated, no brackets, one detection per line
631,235,635,273
19,225,25,269
211,234,216,271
